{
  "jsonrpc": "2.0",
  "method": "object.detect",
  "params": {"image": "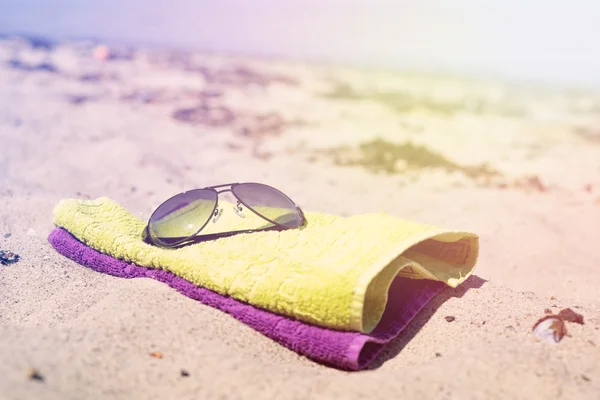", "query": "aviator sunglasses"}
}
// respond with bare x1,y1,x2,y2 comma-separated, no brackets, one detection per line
143,182,305,248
